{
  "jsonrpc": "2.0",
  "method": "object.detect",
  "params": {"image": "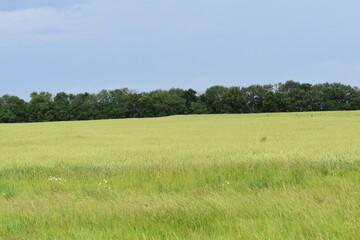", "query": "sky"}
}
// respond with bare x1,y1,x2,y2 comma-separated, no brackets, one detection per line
0,0,360,99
